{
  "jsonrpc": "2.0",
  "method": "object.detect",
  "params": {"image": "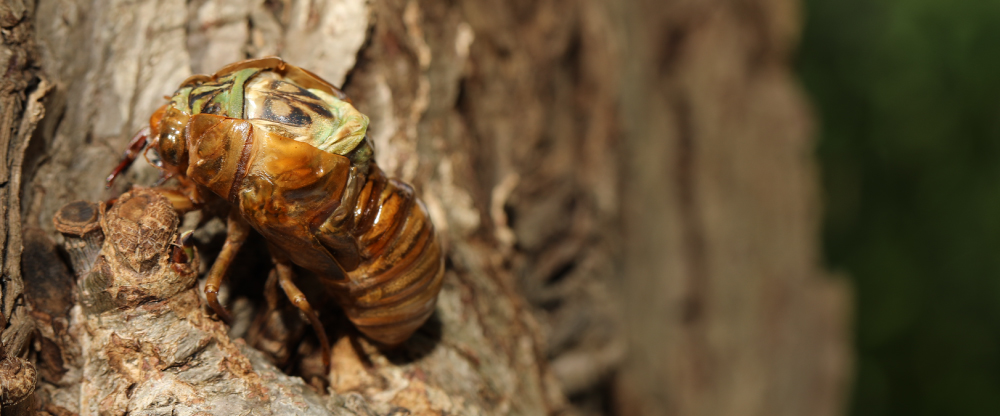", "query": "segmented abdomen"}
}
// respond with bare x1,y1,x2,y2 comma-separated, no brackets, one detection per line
328,167,445,346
